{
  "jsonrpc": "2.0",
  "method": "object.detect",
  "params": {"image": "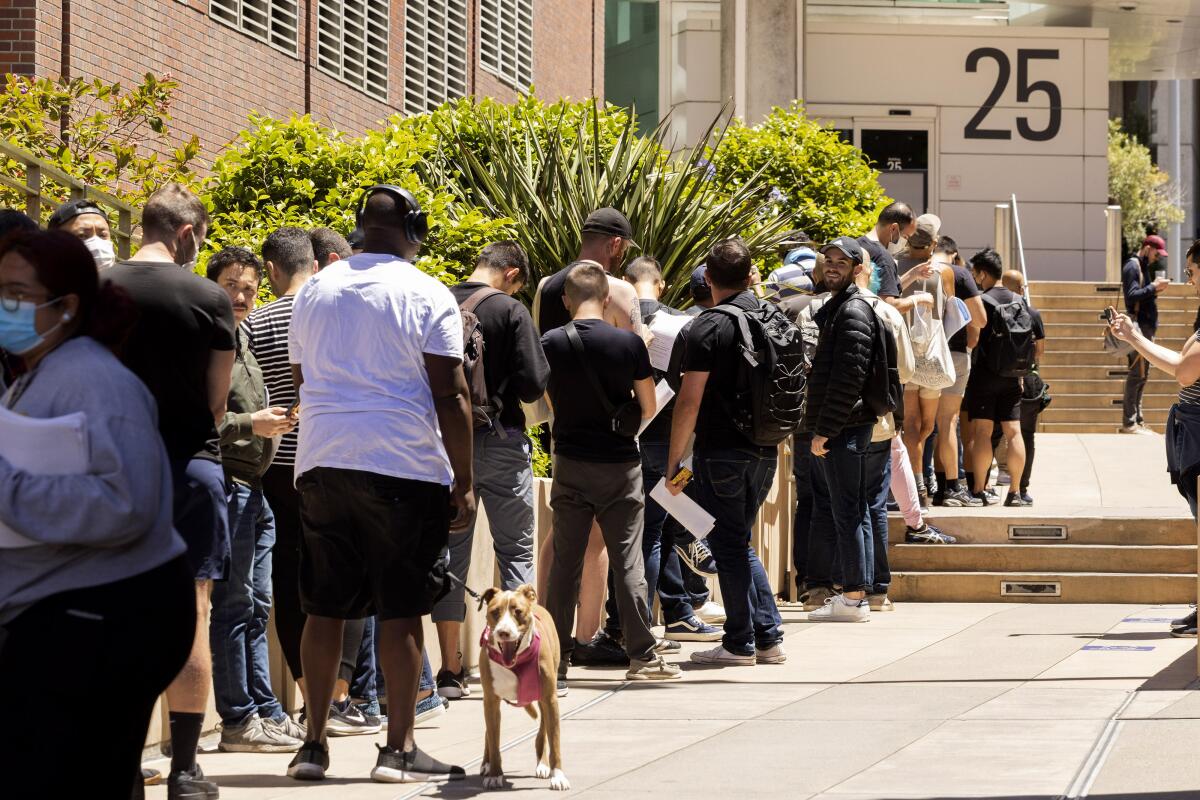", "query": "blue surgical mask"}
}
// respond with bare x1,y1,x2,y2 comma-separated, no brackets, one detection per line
0,297,62,355
868,264,882,295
